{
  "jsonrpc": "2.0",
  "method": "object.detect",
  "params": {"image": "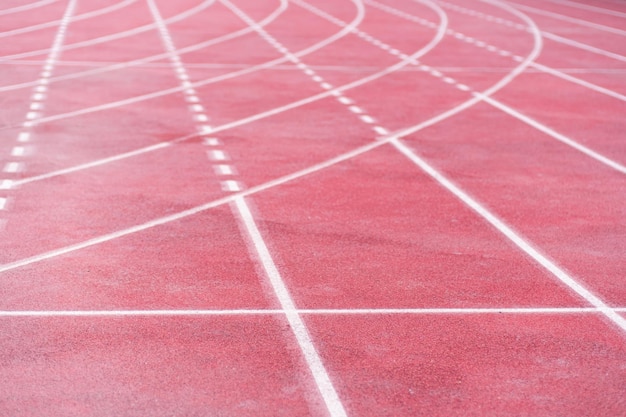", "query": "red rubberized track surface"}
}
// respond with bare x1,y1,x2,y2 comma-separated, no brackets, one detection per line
0,0,624,415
